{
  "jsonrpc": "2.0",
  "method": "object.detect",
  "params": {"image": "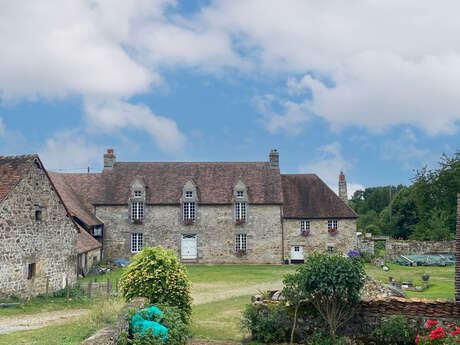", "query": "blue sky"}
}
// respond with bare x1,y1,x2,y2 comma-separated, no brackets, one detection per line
0,0,459,196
